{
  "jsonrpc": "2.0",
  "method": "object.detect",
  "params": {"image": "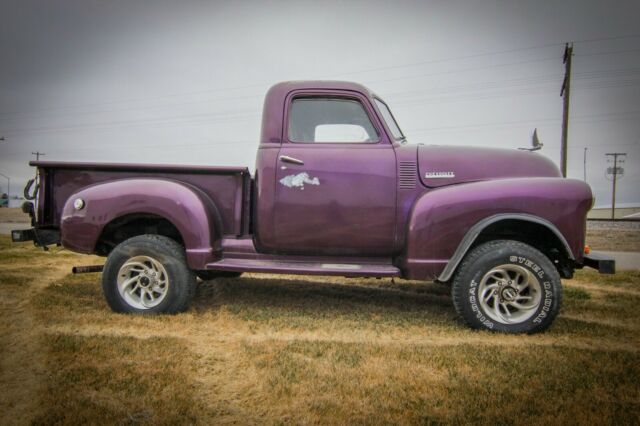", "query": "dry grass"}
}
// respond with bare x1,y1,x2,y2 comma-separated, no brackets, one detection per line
1,235,640,425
